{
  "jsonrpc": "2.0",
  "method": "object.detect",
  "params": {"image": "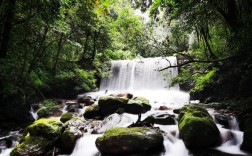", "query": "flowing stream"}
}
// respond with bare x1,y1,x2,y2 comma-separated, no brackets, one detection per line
0,57,248,156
